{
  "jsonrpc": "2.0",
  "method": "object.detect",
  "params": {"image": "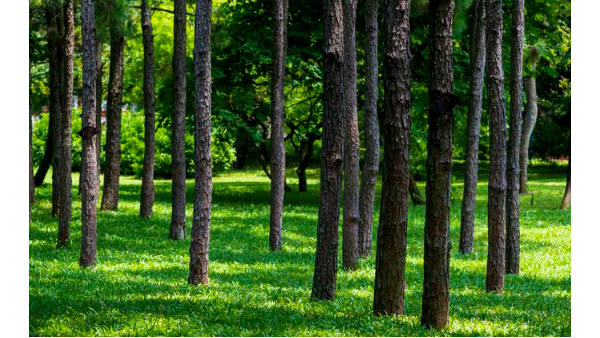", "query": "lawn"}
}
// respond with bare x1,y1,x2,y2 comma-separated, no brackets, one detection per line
29,168,571,336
